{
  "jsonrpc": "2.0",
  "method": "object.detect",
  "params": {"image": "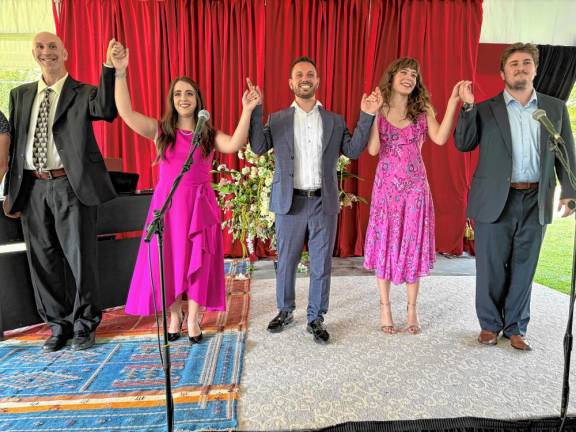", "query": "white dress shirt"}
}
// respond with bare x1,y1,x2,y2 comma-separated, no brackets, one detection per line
291,100,323,190
25,74,69,170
